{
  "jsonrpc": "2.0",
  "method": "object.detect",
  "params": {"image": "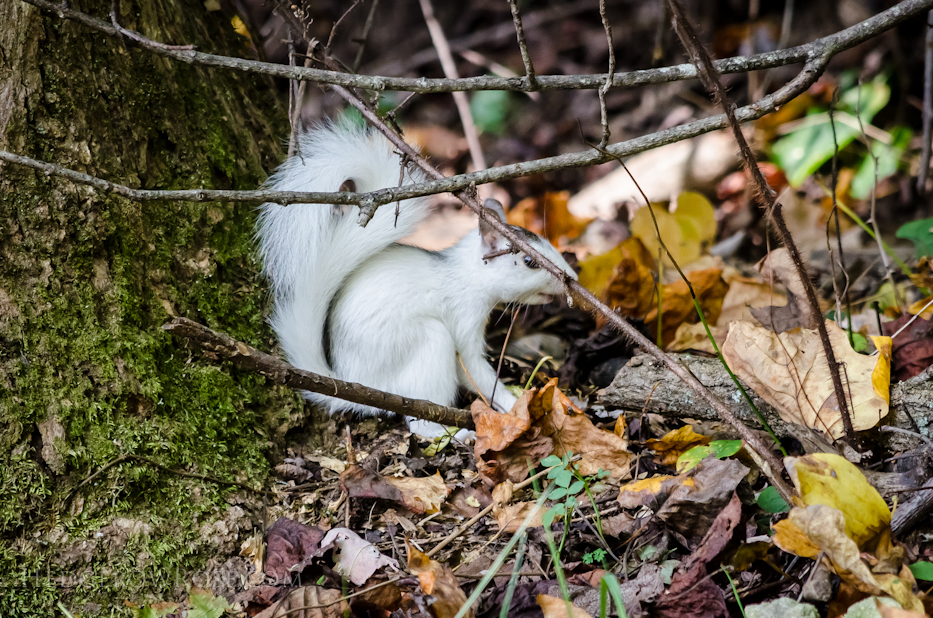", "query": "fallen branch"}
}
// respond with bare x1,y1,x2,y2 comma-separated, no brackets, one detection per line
162,317,472,429
599,354,933,455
